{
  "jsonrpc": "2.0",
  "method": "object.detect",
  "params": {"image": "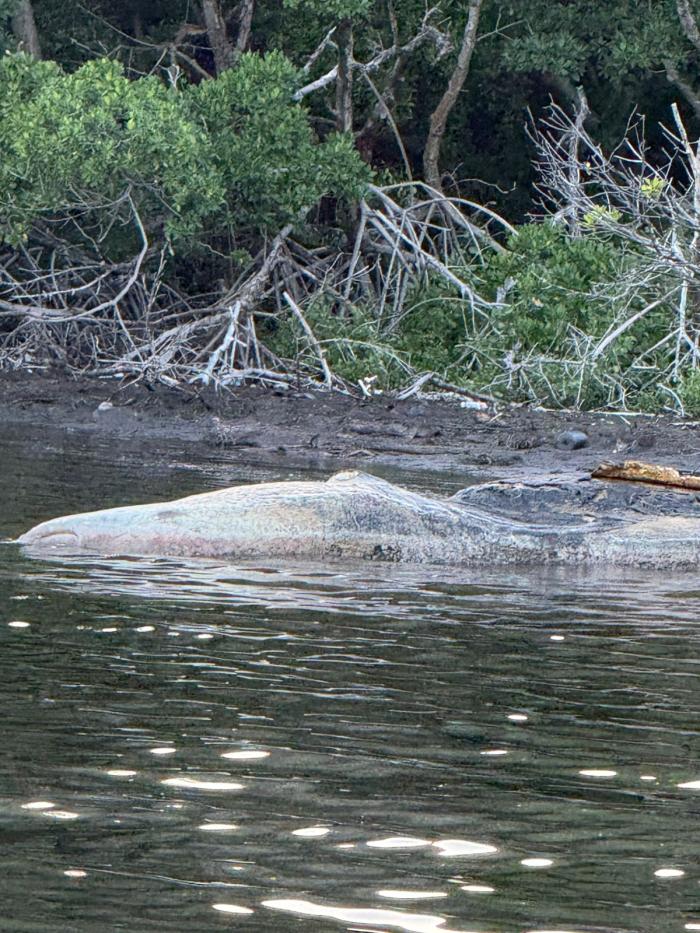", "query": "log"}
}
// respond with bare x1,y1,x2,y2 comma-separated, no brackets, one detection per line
592,460,700,491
